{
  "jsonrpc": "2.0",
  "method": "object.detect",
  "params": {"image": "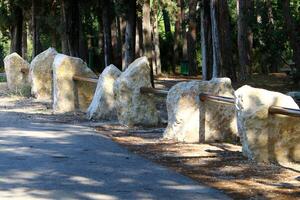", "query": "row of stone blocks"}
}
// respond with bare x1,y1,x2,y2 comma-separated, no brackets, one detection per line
4,49,300,164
